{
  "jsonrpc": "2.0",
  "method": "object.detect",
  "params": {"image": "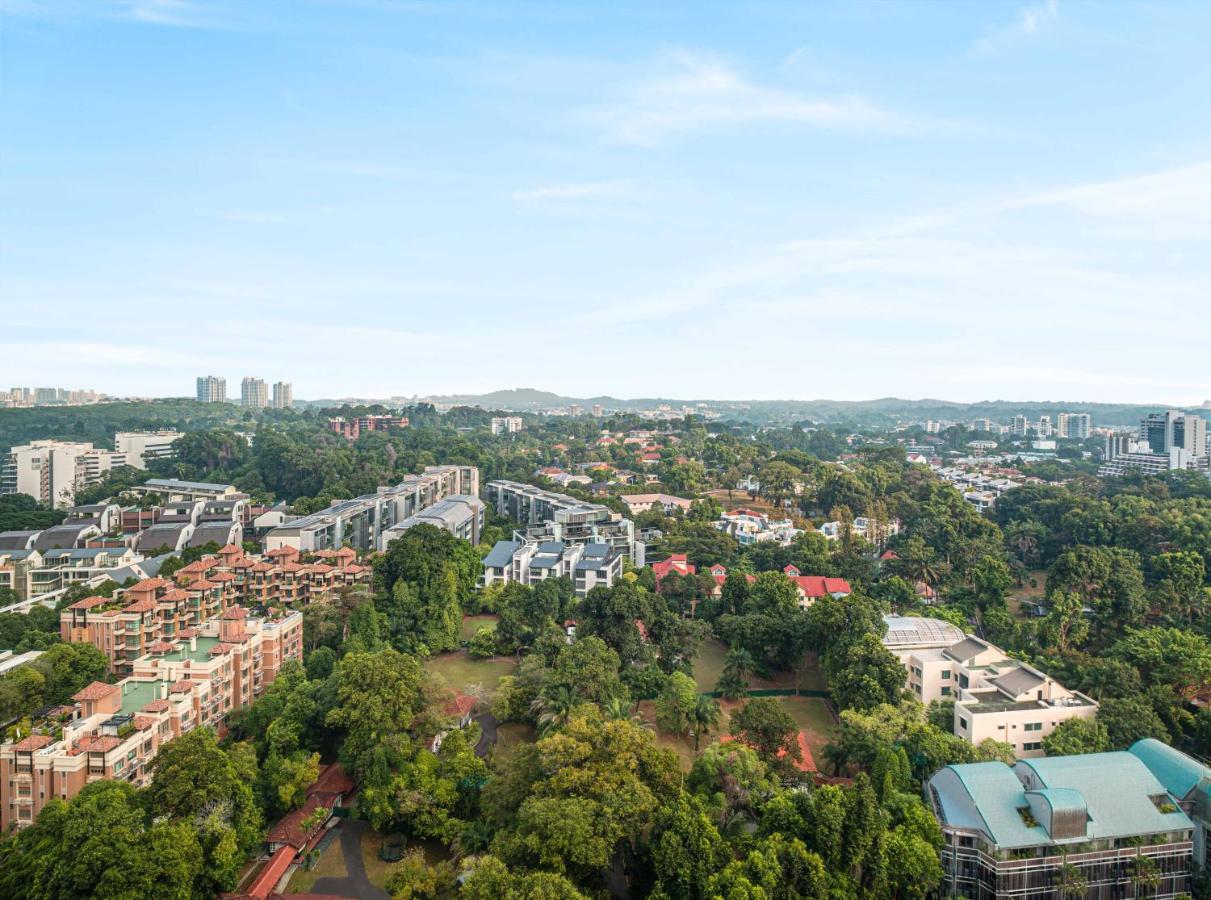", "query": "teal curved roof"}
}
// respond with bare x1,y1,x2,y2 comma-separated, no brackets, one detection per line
1028,787,1086,815
1129,738,1211,800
